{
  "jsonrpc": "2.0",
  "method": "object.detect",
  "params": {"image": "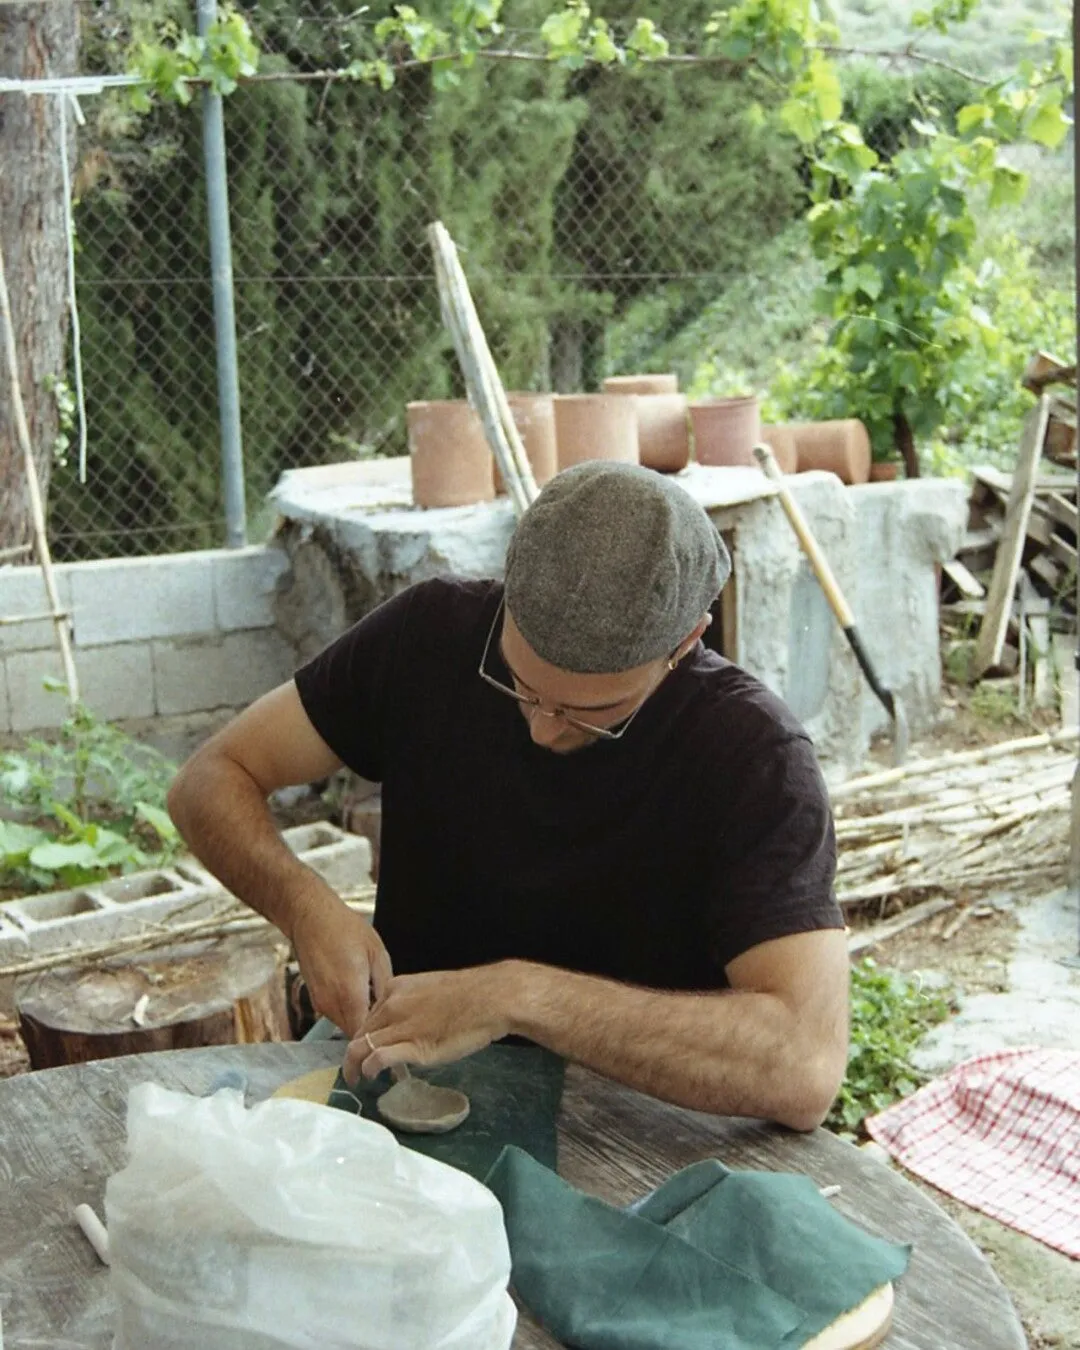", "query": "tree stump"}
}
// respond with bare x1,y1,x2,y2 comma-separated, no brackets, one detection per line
15,934,289,1070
